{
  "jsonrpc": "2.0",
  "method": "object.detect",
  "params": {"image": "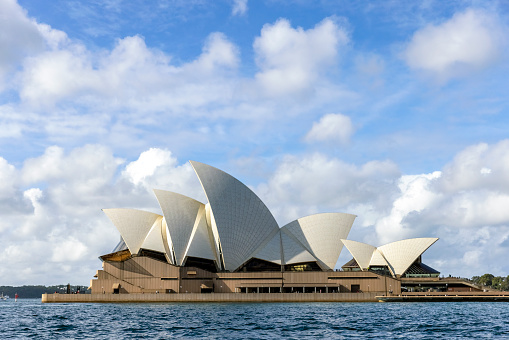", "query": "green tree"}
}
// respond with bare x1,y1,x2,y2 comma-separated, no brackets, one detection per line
492,276,503,290
478,273,494,287
500,276,509,291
